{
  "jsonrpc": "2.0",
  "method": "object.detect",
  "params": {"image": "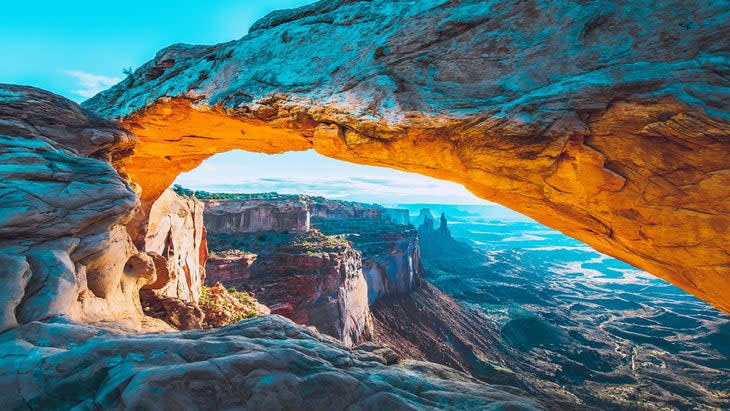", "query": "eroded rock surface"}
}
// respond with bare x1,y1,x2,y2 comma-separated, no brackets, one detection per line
371,282,526,388
84,0,730,313
0,315,545,410
313,216,423,304
143,188,206,303
0,85,148,331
